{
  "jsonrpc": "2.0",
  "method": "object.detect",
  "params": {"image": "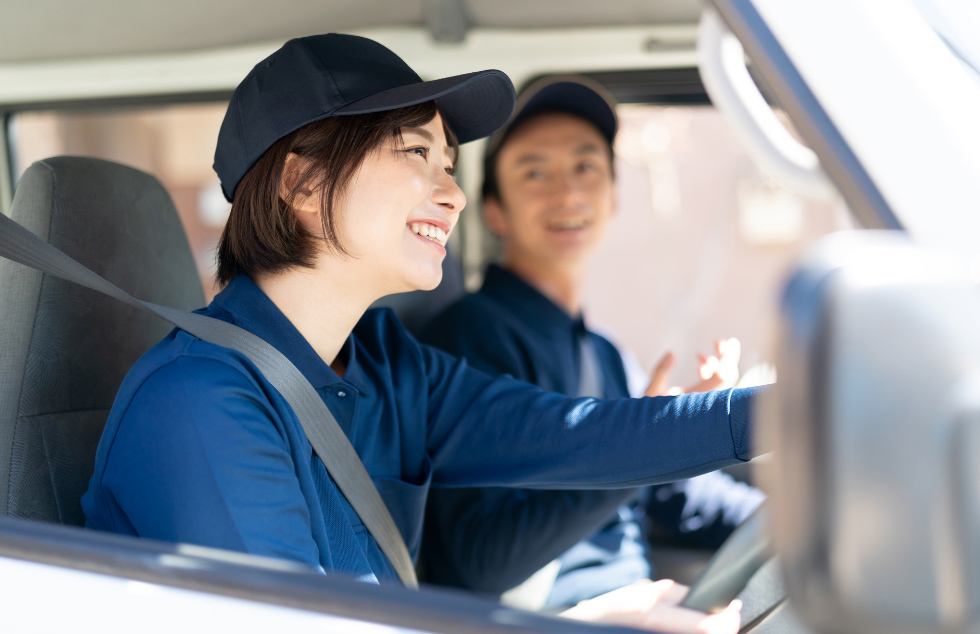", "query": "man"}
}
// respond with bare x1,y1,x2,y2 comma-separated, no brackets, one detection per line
419,76,764,608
